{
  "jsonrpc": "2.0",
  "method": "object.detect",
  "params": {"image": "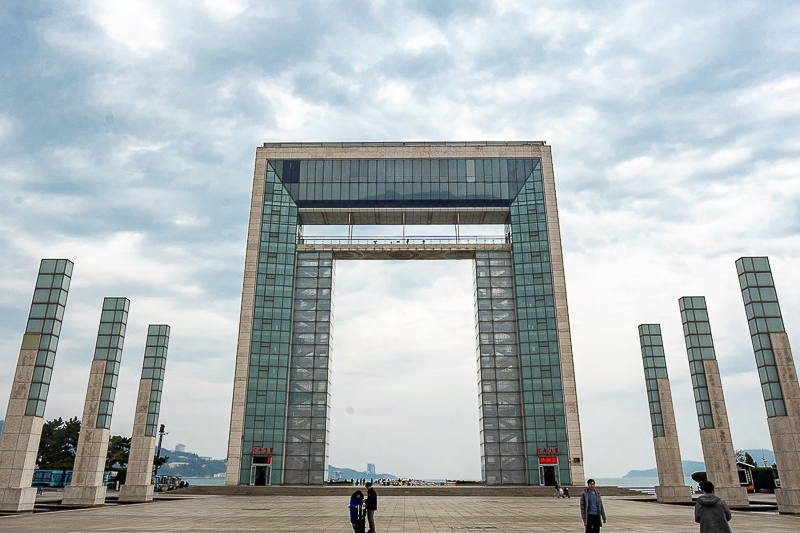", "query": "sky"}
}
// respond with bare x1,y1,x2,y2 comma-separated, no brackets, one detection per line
2,1,800,480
